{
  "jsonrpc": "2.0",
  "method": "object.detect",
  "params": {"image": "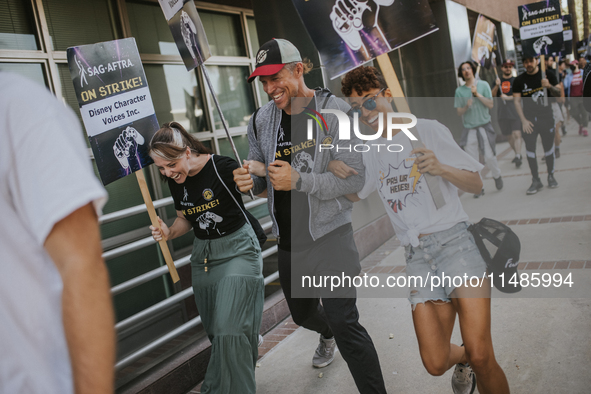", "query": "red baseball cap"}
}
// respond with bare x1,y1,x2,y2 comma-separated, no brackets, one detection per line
248,39,302,83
